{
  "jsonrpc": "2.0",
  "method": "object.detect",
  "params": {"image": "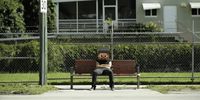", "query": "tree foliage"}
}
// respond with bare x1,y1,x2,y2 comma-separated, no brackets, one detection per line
21,0,56,32
0,0,56,33
0,0,25,33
